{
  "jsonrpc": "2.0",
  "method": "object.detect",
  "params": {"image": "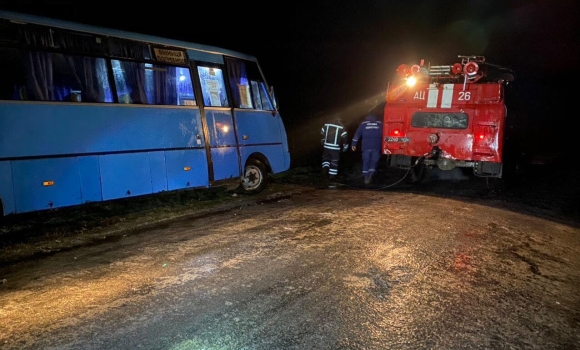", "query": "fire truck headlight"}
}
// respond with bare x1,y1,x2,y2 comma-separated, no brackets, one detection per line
406,76,417,87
